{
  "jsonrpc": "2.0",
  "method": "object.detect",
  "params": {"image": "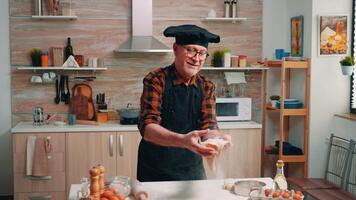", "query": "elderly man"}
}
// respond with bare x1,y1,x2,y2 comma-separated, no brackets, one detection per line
137,24,231,182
